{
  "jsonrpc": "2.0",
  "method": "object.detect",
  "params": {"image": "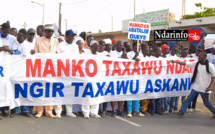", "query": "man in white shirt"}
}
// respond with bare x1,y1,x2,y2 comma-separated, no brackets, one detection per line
109,40,127,117
123,41,132,53
166,45,178,58
104,38,112,55
26,28,36,51
82,40,101,119
10,29,32,118
127,42,142,61
171,52,215,119
57,29,79,55
186,46,203,112
55,29,78,118
160,44,171,114
126,41,145,118
97,40,109,56
139,43,151,115
148,46,164,115
0,23,17,48
0,23,20,118
140,43,150,59
110,41,127,59
174,48,190,111
168,45,180,113
9,29,31,56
